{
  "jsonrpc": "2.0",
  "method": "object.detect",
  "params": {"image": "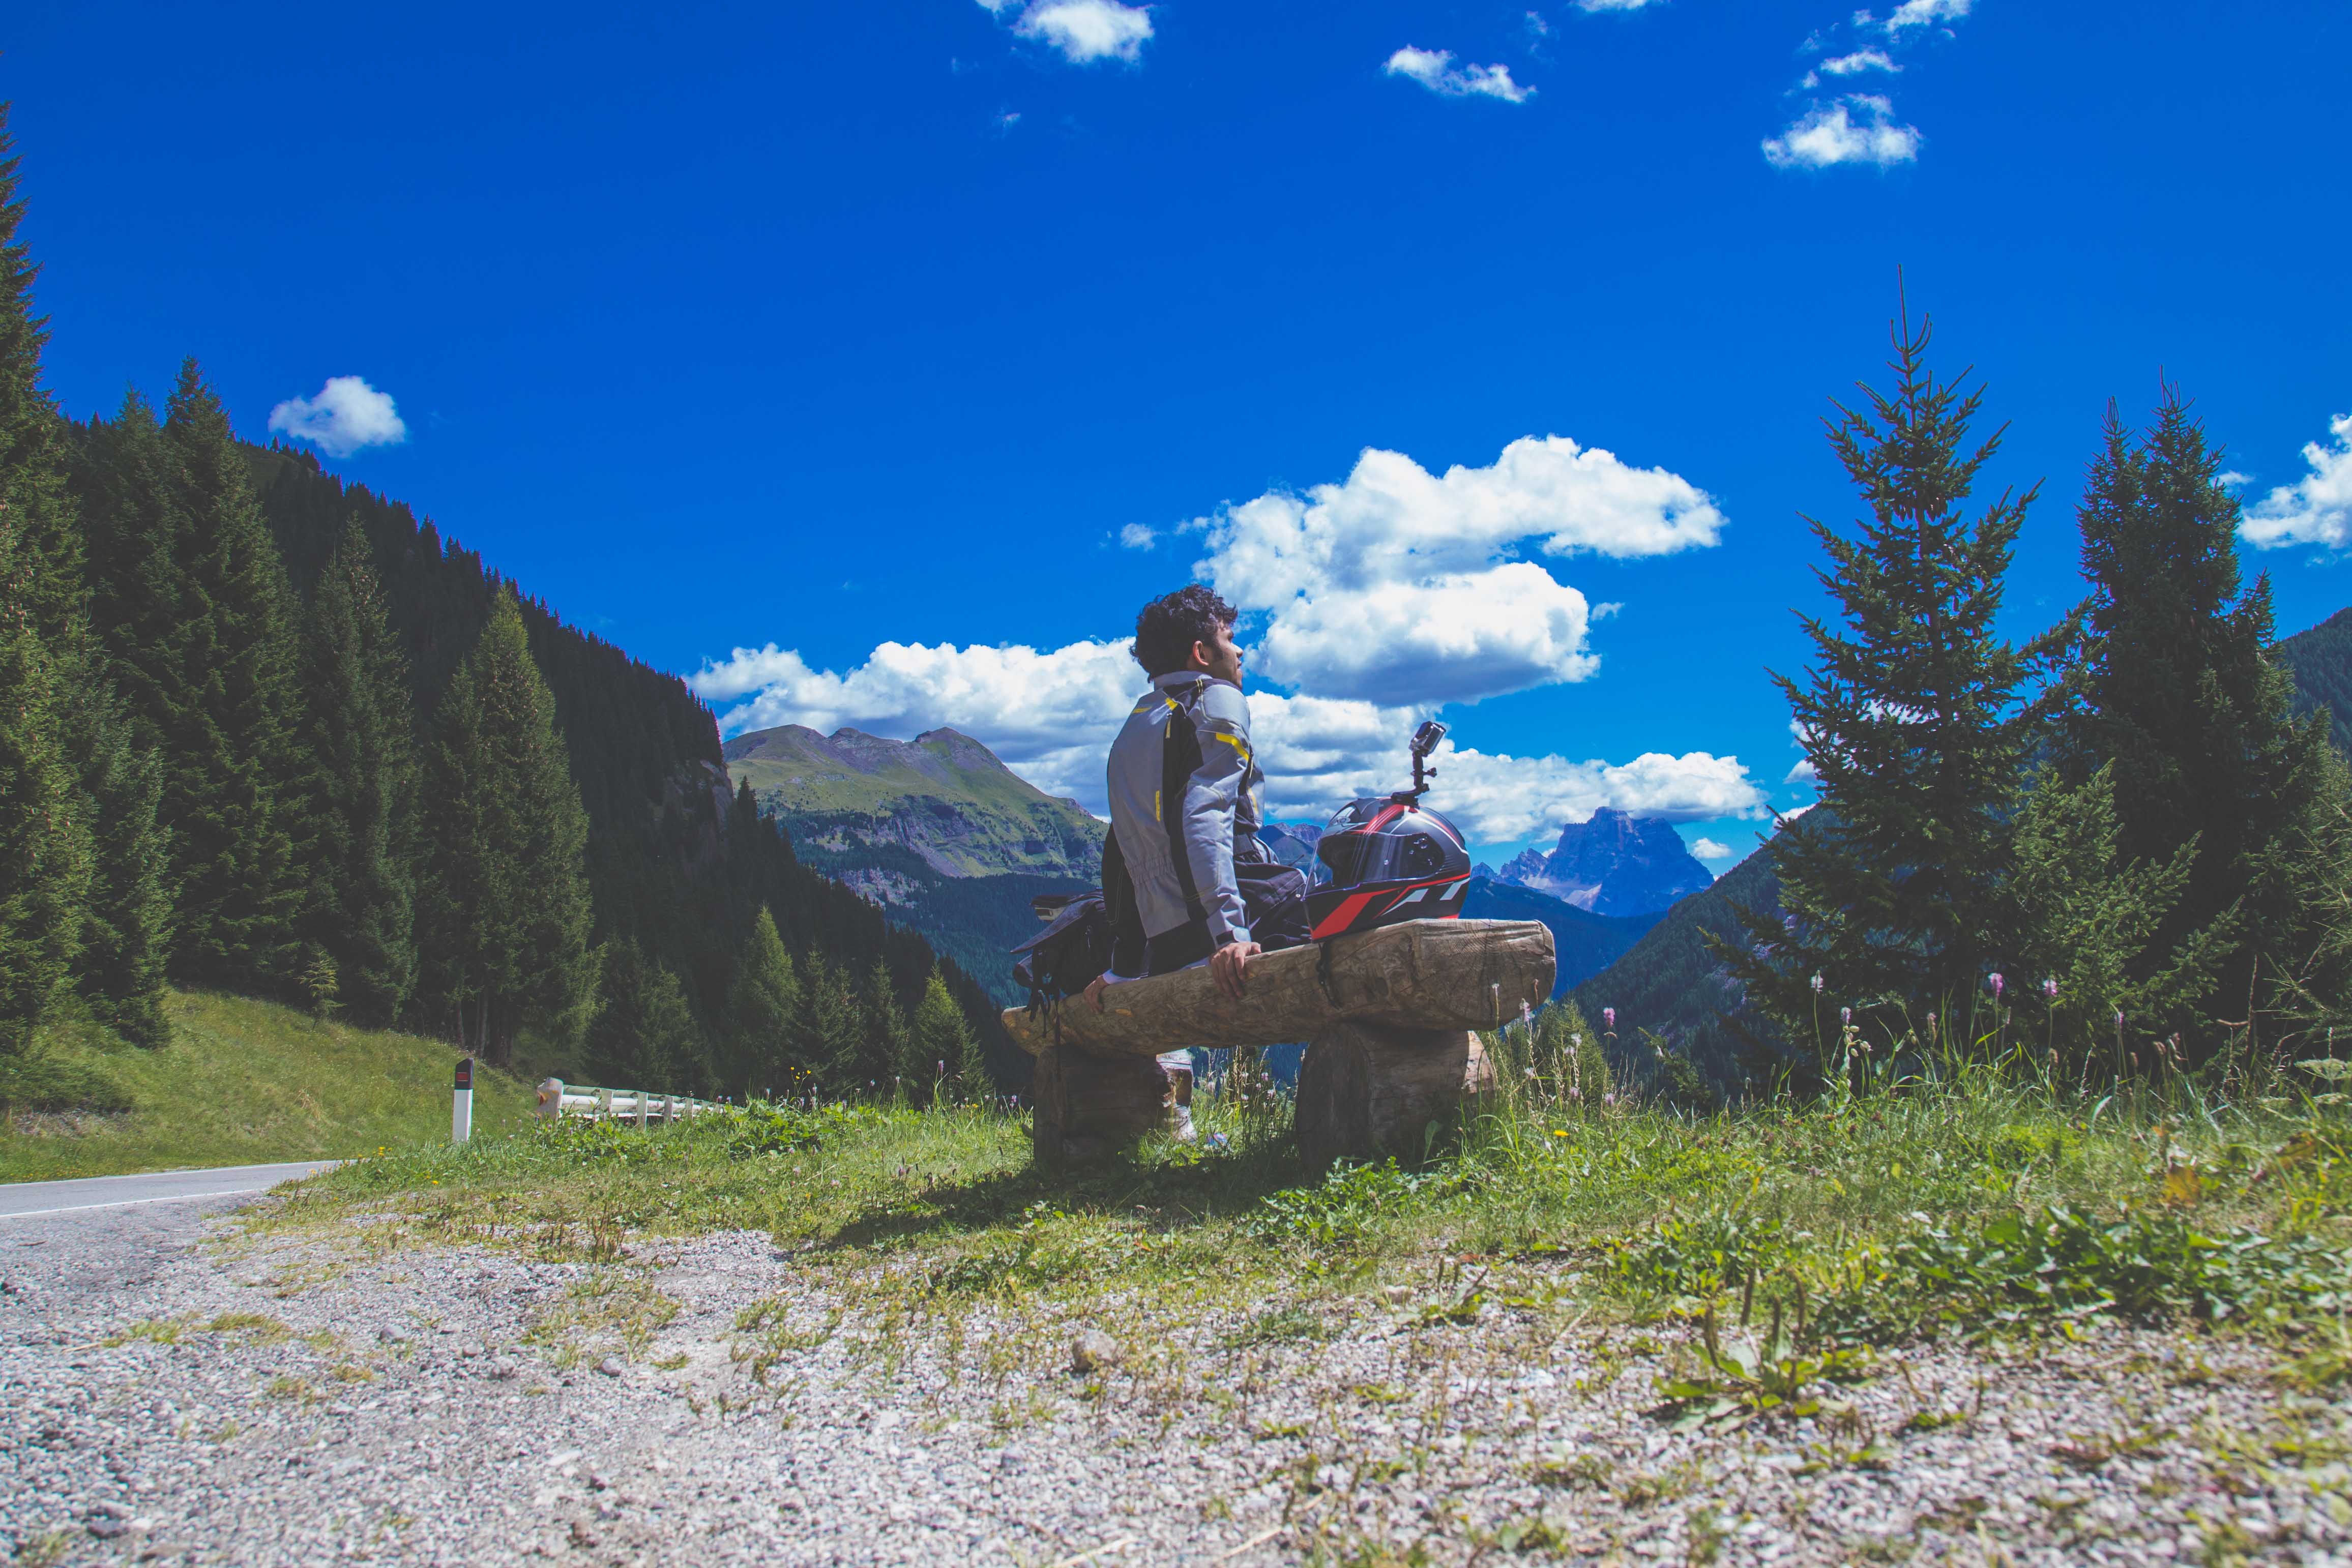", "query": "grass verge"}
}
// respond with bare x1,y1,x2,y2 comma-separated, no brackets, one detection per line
0,990,535,1182
263,1059,2352,1362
